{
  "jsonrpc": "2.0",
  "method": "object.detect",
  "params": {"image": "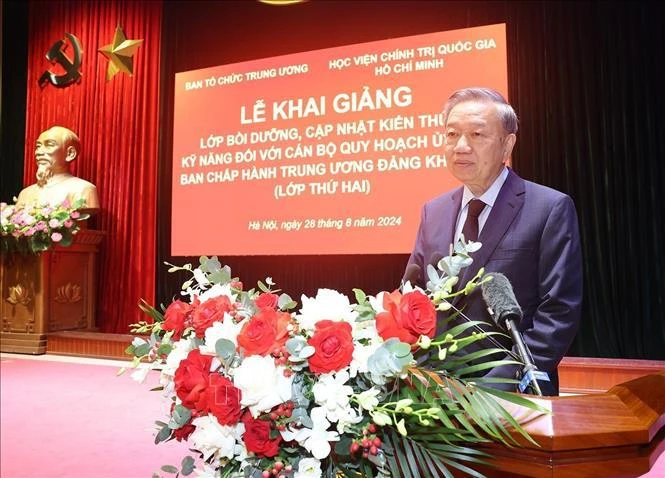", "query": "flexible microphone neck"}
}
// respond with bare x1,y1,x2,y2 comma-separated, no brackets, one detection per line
481,273,544,396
